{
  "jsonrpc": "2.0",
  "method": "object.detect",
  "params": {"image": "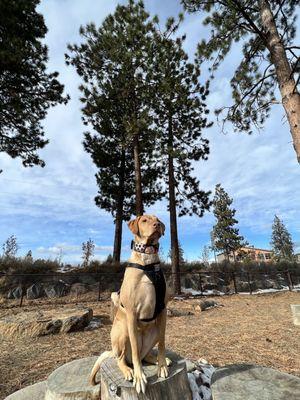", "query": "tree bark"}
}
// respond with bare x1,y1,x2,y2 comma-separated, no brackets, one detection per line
133,135,143,216
168,115,181,295
113,150,126,263
259,0,300,163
